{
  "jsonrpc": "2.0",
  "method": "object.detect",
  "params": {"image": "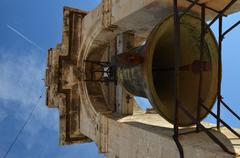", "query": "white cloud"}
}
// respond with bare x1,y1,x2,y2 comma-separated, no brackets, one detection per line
0,47,62,155
0,46,59,131
0,47,44,106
